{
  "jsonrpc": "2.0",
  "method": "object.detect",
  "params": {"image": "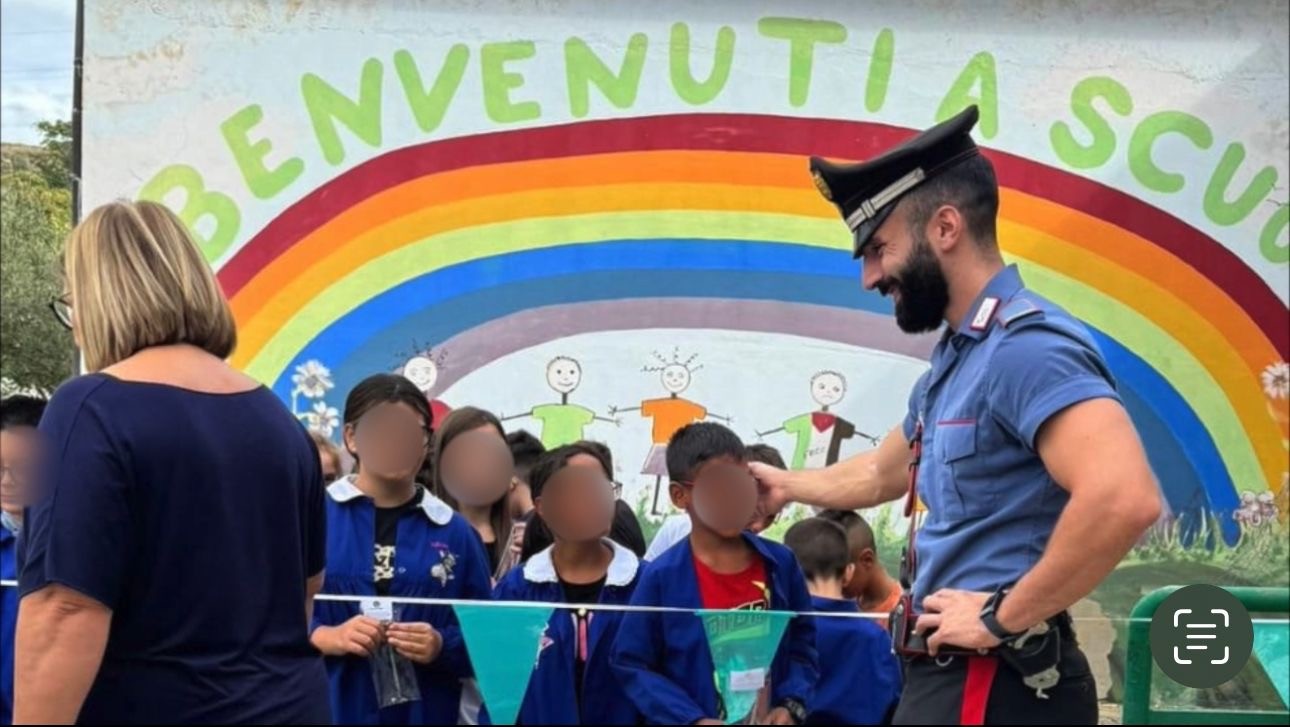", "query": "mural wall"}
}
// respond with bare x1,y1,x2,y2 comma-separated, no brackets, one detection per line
83,0,1287,671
